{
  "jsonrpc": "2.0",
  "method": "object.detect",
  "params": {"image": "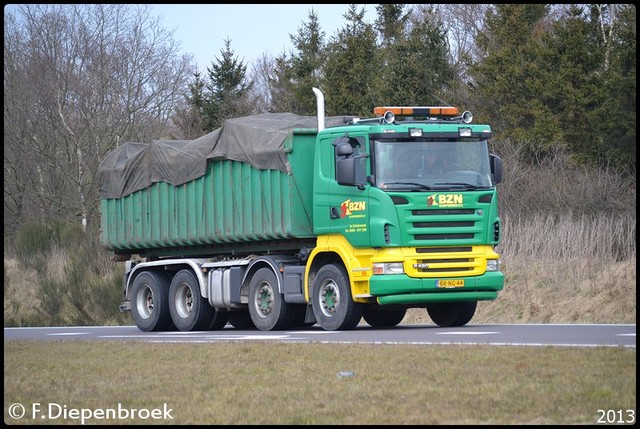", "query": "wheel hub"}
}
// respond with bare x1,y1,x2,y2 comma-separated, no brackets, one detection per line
255,283,274,318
